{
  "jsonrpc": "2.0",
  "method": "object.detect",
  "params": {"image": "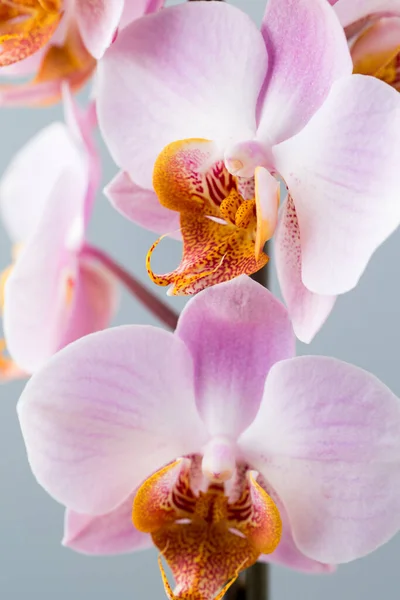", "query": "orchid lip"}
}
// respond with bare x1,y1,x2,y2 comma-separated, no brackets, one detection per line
132,456,281,600
147,138,271,295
